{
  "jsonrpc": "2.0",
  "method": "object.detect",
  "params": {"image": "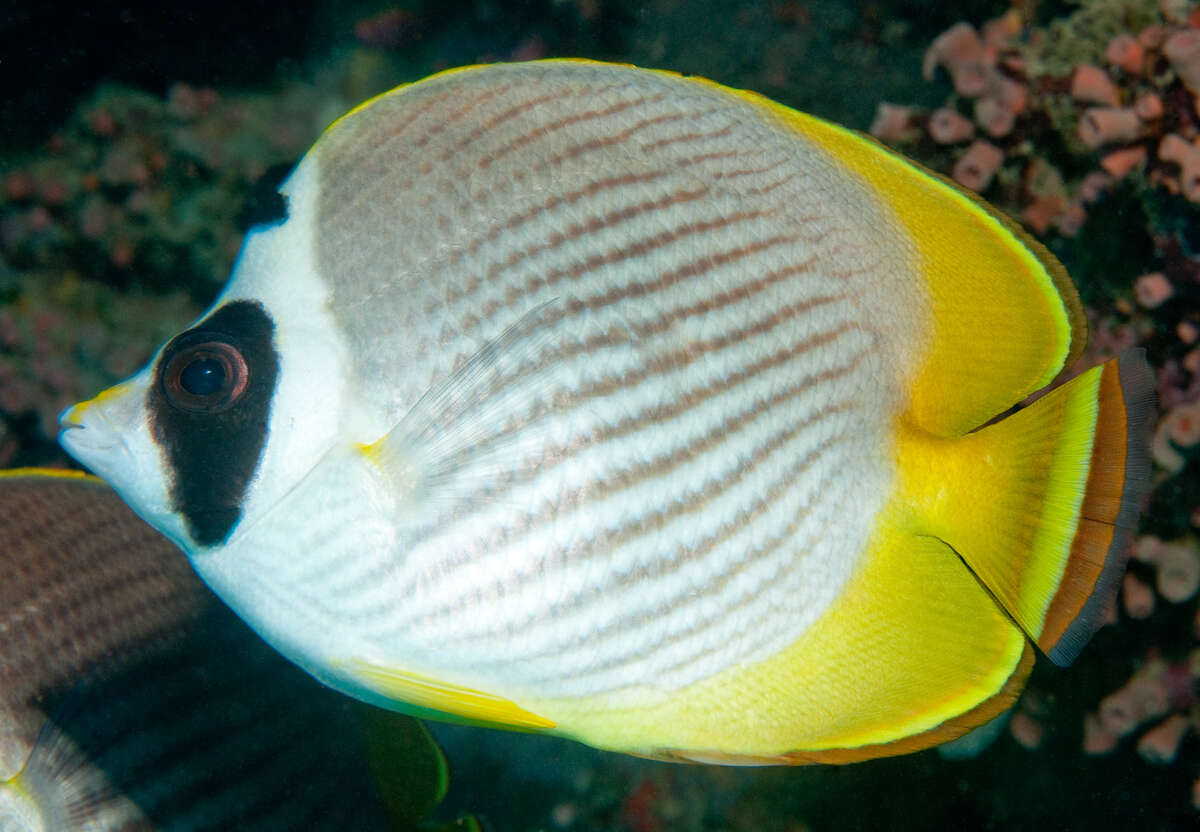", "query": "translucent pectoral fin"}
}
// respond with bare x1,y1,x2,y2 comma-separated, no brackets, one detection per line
357,300,563,509
355,708,450,829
